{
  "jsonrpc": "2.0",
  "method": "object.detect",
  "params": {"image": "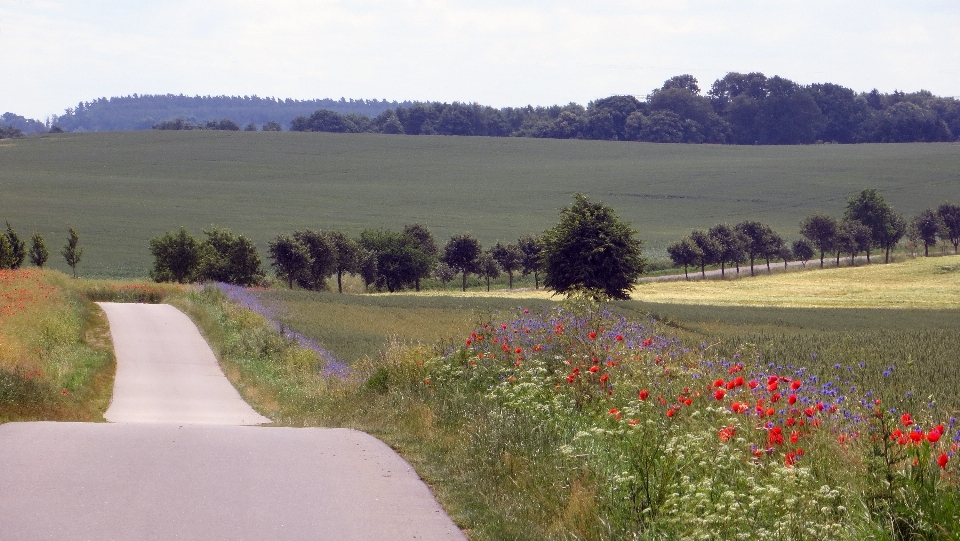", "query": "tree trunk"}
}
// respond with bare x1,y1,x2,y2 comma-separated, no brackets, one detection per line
337,271,343,293
462,271,467,292
820,251,825,268
925,243,930,257
750,256,755,277
486,276,490,291
701,263,706,277
415,277,421,292
684,265,689,280
765,257,771,272
508,271,513,289
836,251,841,267
866,248,871,263
288,276,294,289
885,245,891,263
534,272,540,289
720,262,725,277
